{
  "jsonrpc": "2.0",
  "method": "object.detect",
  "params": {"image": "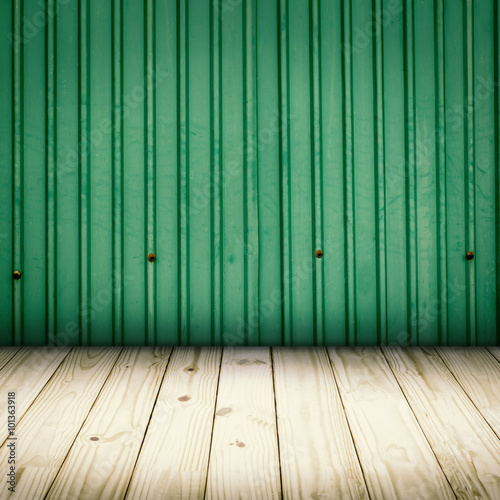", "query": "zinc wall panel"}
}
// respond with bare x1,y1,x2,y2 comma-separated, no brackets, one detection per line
0,0,498,346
